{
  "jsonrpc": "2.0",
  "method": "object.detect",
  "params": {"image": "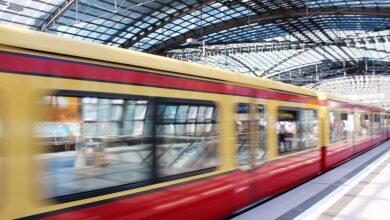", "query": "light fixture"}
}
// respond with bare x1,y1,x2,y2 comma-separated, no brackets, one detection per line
186,38,199,44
